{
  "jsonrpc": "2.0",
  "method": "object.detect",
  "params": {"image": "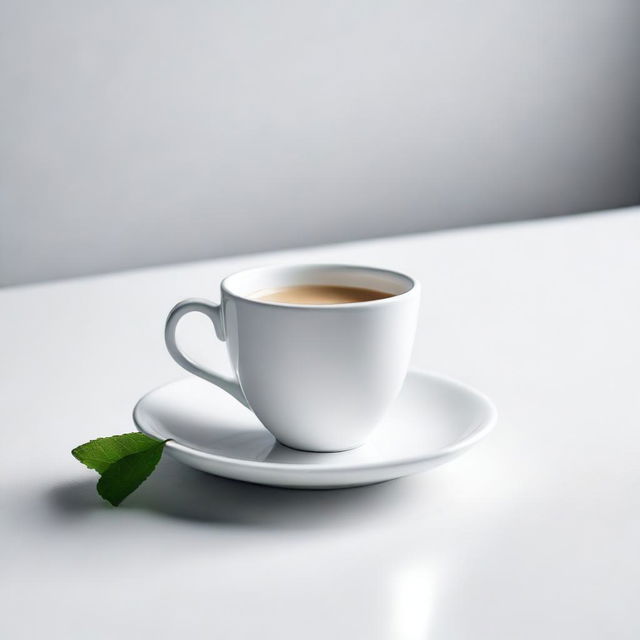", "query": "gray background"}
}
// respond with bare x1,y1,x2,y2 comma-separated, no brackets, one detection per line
1,0,639,287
